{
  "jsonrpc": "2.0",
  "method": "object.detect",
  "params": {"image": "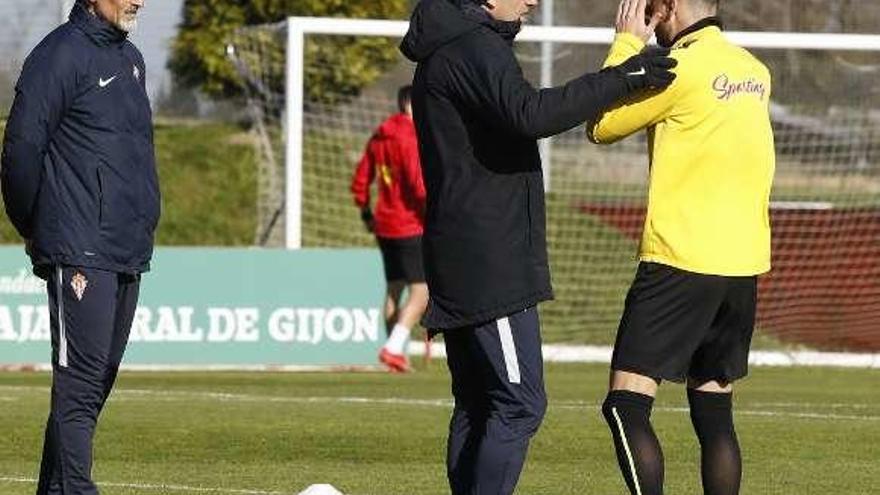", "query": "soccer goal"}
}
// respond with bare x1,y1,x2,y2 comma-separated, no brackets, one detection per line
228,17,880,352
